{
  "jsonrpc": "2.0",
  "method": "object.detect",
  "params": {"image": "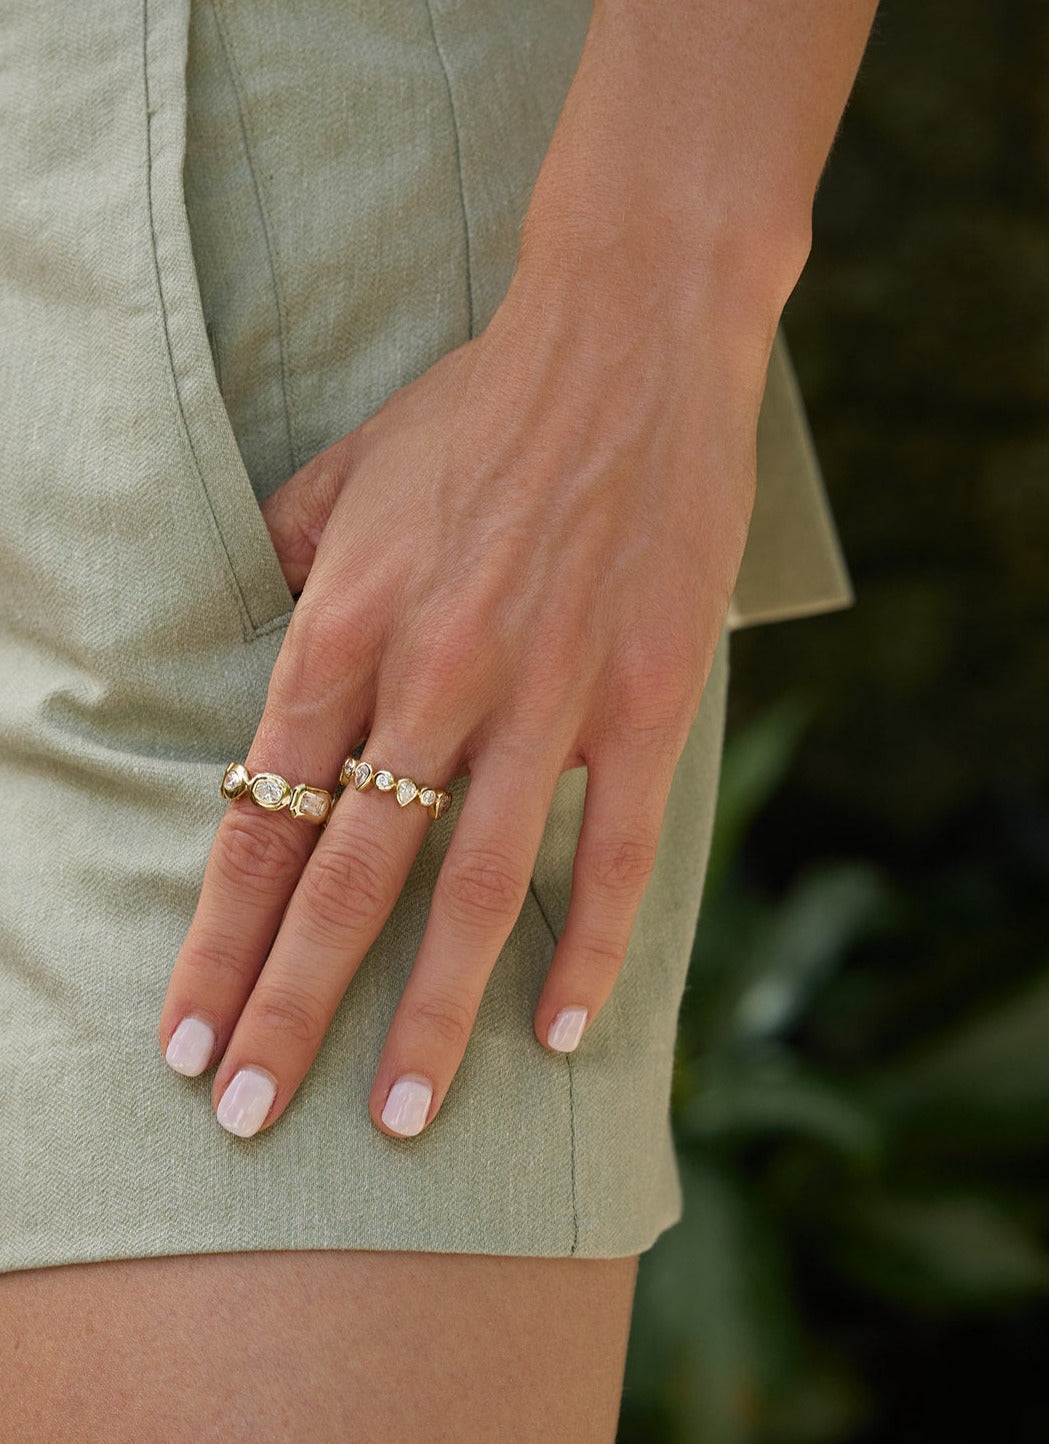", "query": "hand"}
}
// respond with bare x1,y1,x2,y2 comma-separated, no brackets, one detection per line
156,276,769,1140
